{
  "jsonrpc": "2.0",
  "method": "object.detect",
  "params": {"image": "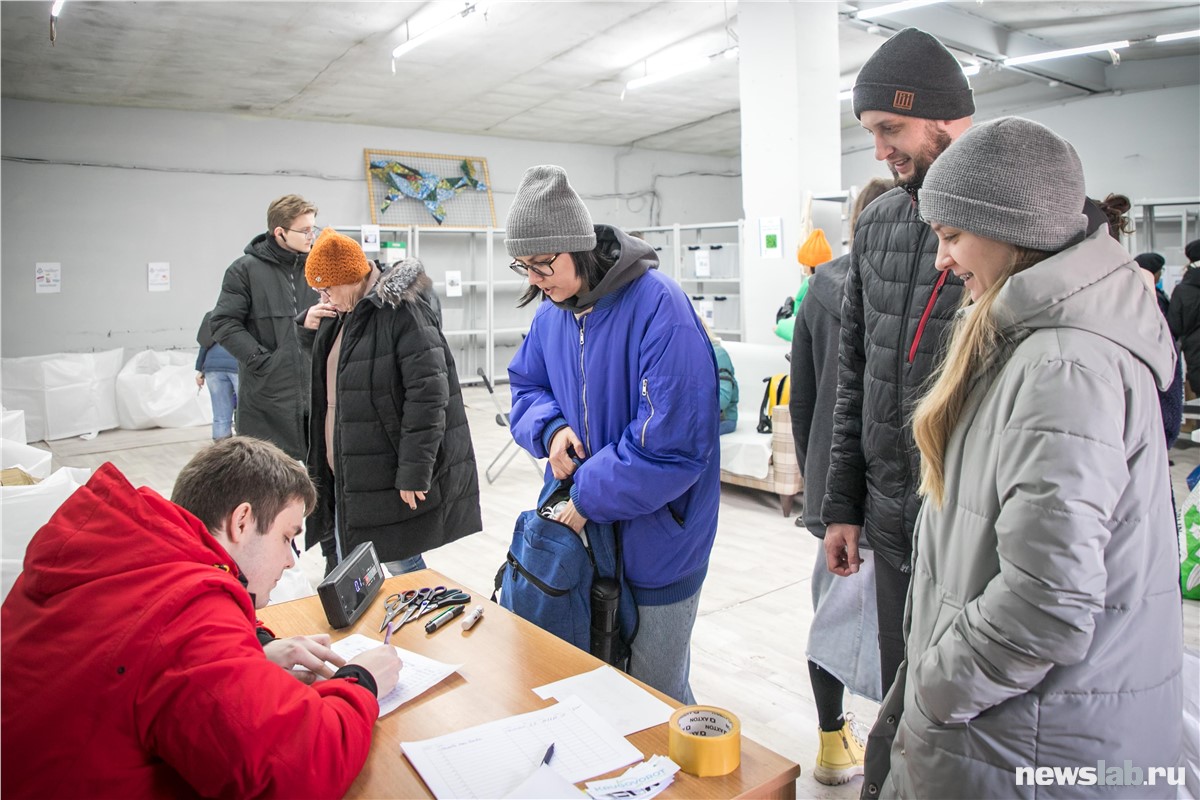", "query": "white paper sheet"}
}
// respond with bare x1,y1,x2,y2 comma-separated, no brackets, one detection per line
401,695,642,799
533,666,674,736
330,633,460,717
585,755,680,800
504,762,586,799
